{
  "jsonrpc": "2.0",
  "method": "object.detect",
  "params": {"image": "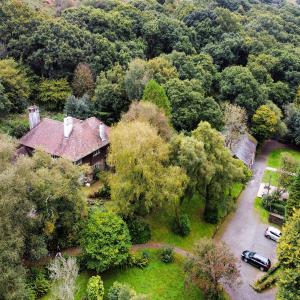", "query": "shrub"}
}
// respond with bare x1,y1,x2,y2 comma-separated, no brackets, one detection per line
0,118,30,138
107,281,136,300
171,214,191,237
81,210,131,272
204,207,219,224
86,275,104,300
98,183,111,199
28,268,50,298
125,253,149,269
124,216,151,244
160,248,174,264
